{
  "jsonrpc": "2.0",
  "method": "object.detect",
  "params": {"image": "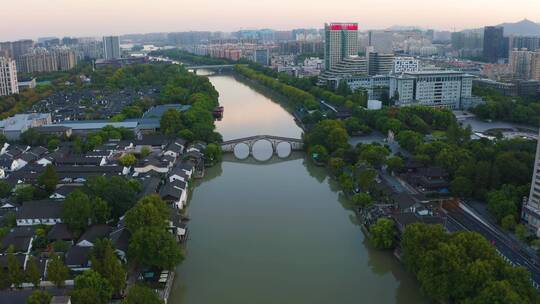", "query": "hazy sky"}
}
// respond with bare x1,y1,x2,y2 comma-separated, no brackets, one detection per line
1,0,540,40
